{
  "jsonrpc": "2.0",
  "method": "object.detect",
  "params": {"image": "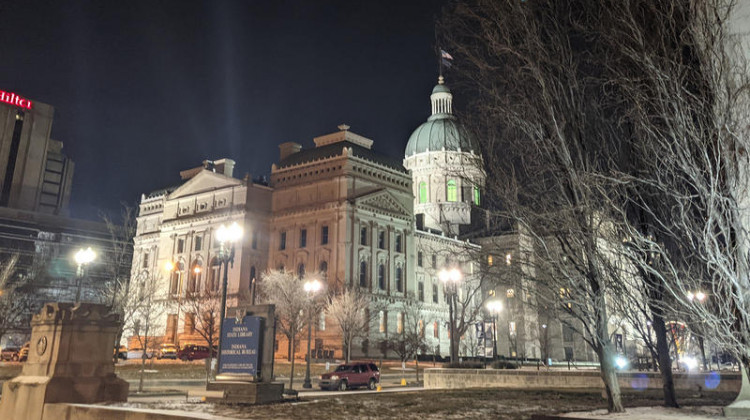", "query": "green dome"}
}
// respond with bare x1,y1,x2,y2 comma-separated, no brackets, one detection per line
405,114,475,156
432,84,451,94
